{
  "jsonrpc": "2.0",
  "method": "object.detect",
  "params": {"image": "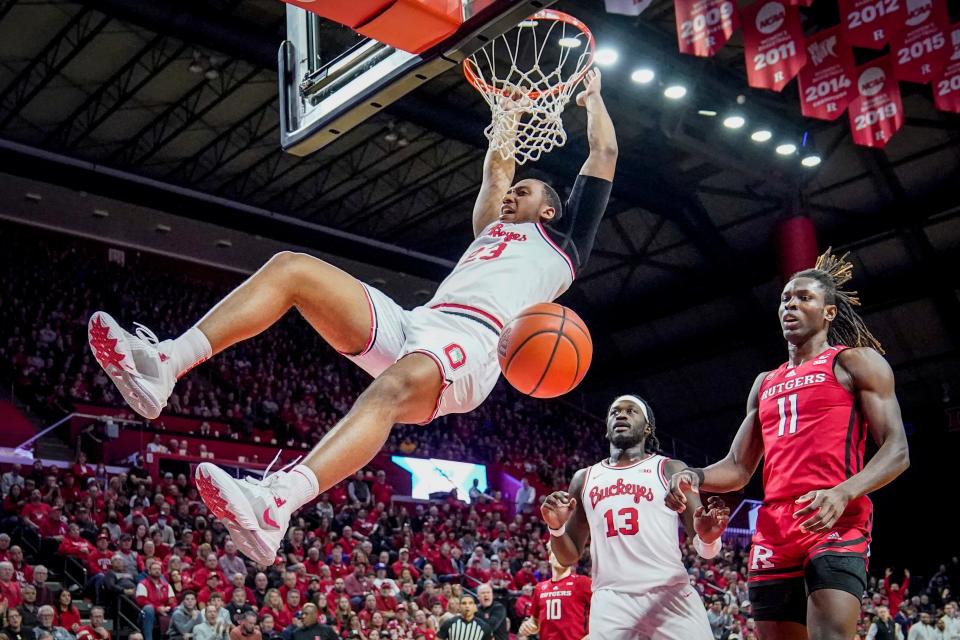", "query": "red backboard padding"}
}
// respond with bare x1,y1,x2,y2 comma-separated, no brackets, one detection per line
281,0,394,30
357,0,463,54
281,0,464,54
